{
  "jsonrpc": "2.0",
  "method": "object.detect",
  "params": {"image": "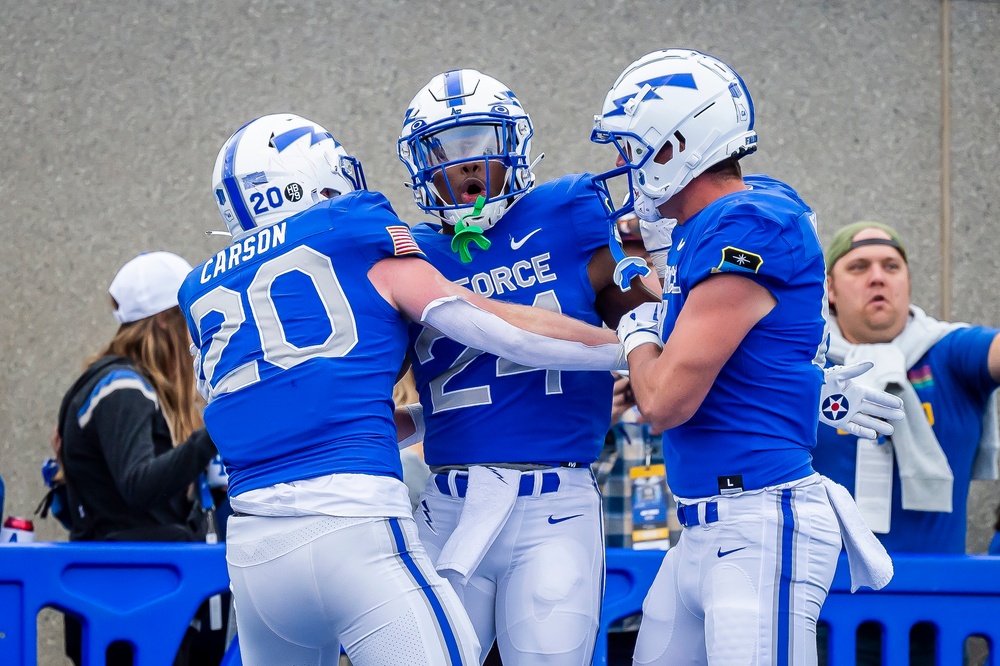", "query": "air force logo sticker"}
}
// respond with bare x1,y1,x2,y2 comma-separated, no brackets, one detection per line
821,394,850,422
712,246,763,274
